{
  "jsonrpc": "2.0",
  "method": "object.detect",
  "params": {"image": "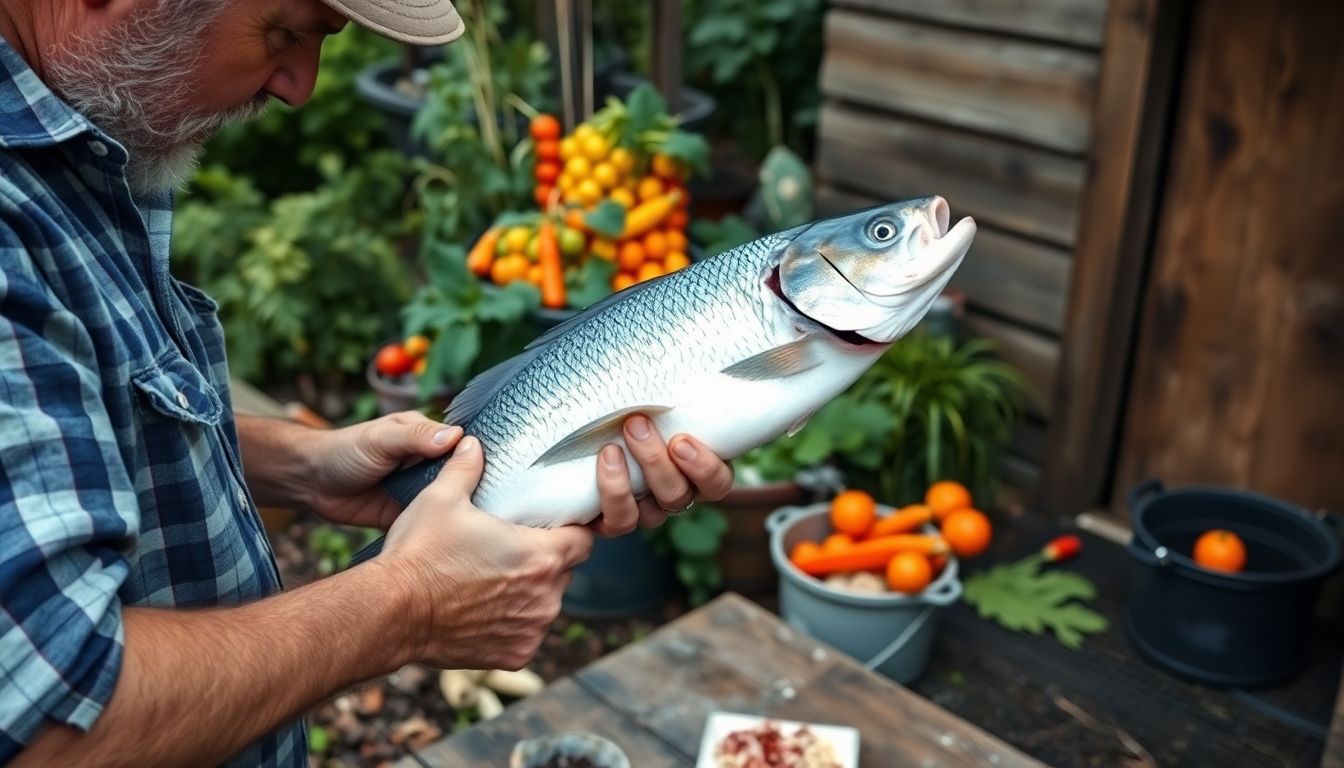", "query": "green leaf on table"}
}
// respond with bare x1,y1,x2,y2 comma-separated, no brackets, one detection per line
584,201,627,239
963,558,1109,649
